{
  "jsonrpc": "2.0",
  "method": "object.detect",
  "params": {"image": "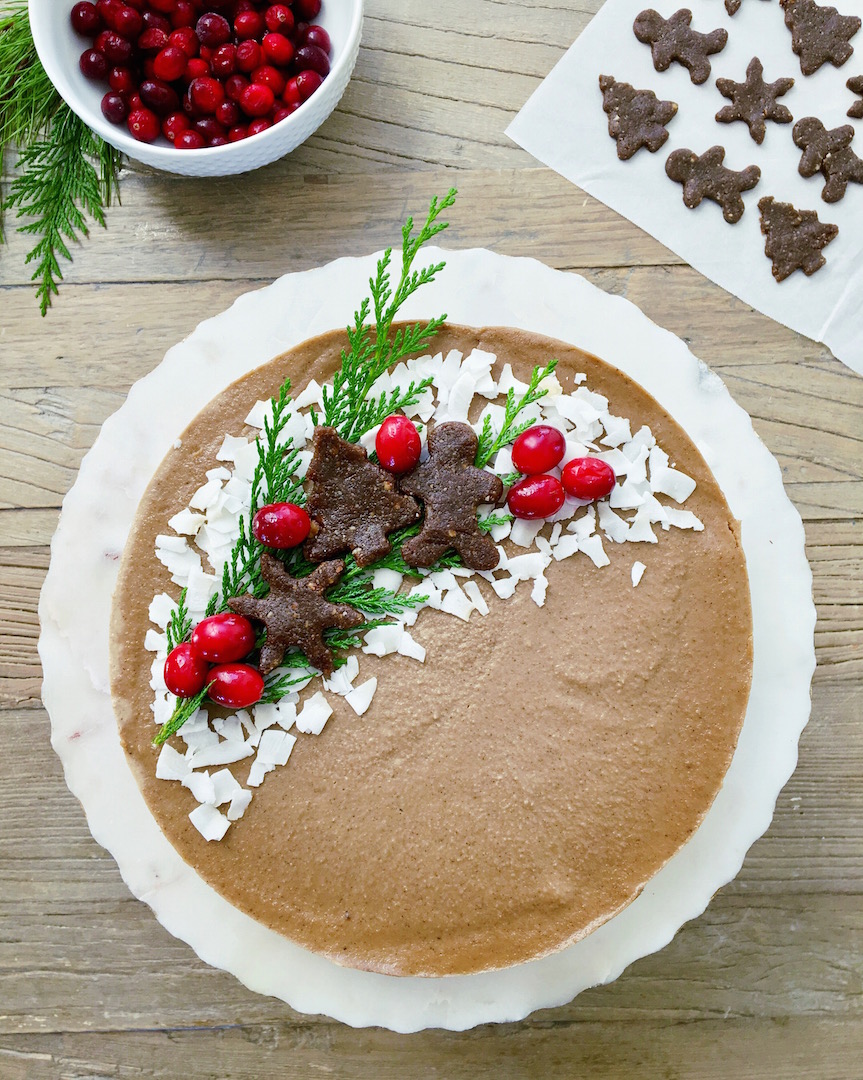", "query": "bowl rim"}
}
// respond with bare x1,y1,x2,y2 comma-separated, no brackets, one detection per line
28,0,365,163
